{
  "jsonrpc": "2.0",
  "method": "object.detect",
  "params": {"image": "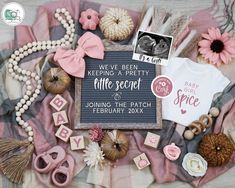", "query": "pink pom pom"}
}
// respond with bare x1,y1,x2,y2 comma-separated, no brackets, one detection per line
79,8,99,30
88,126,104,142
